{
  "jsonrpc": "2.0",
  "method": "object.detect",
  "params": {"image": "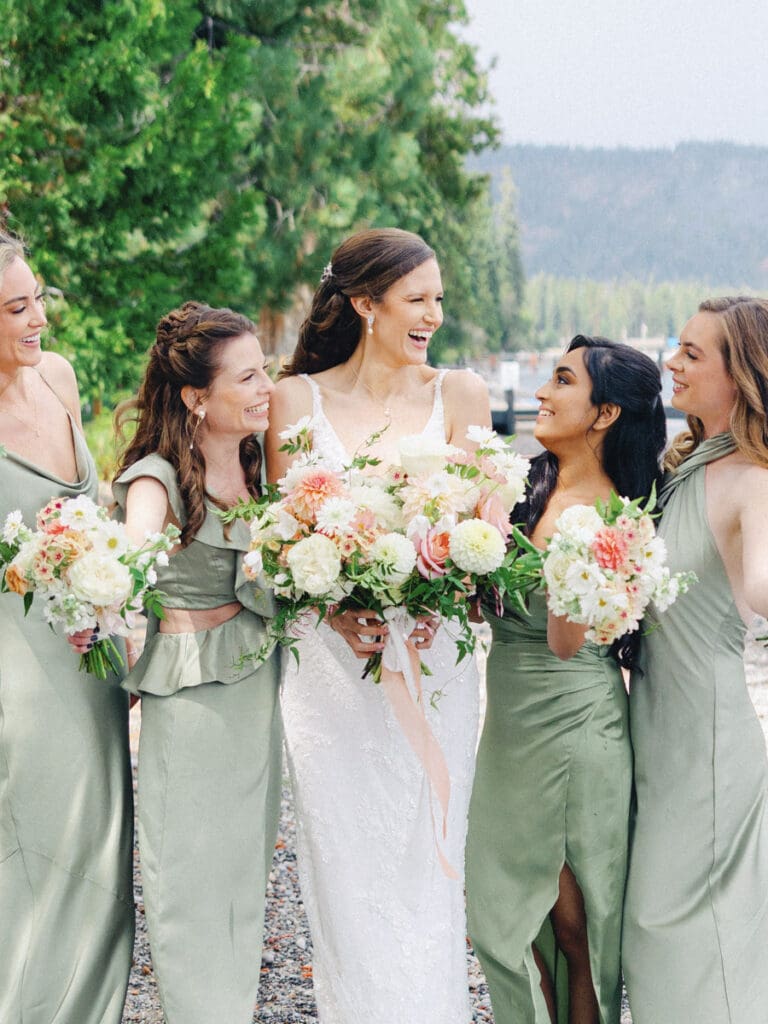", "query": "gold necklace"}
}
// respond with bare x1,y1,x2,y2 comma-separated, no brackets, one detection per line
349,366,394,421
0,372,41,438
